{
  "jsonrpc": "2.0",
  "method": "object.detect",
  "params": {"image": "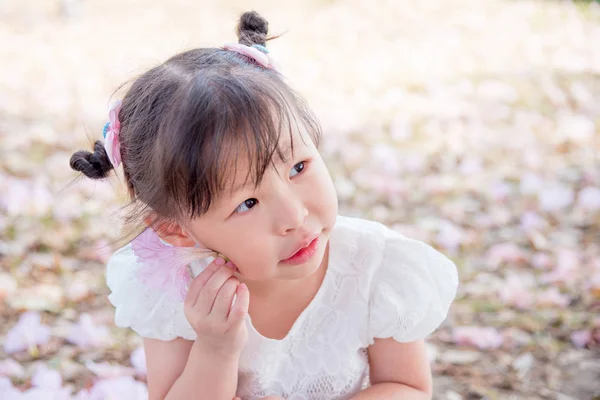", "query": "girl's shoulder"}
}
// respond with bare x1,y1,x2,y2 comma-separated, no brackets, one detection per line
331,215,459,344
330,215,454,275
105,244,197,341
